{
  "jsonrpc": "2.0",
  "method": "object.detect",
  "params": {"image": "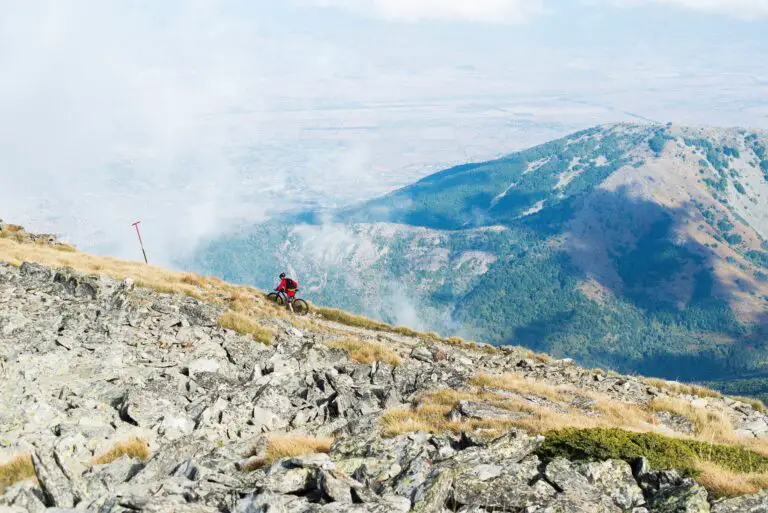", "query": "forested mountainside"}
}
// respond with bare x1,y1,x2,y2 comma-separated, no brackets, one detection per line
192,123,768,396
